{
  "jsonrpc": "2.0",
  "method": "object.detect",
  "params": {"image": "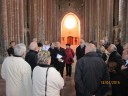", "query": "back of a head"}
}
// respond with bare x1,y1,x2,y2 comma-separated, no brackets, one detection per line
10,41,15,45
89,40,97,47
37,50,51,64
10,41,16,47
80,39,85,47
85,43,96,54
80,39,85,44
29,42,38,50
108,44,117,53
14,43,26,57
33,38,37,42
38,42,43,47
